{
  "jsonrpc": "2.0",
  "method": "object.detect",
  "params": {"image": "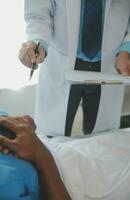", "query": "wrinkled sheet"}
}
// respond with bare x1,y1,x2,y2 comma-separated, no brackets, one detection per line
39,129,130,200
